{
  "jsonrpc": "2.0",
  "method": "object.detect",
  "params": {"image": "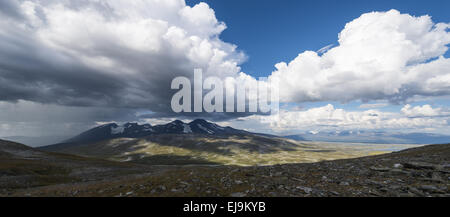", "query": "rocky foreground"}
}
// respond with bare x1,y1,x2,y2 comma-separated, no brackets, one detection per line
2,143,449,197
